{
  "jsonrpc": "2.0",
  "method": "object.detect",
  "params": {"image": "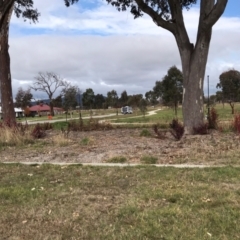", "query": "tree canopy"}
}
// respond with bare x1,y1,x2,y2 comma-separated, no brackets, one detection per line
82,88,95,109
151,65,183,115
217,69,240,114
15,87,32,109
